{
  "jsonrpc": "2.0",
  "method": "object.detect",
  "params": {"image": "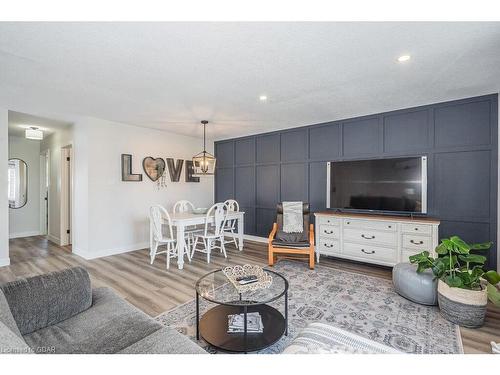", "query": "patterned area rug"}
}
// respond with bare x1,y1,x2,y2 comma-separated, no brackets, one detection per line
156,260,463,354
